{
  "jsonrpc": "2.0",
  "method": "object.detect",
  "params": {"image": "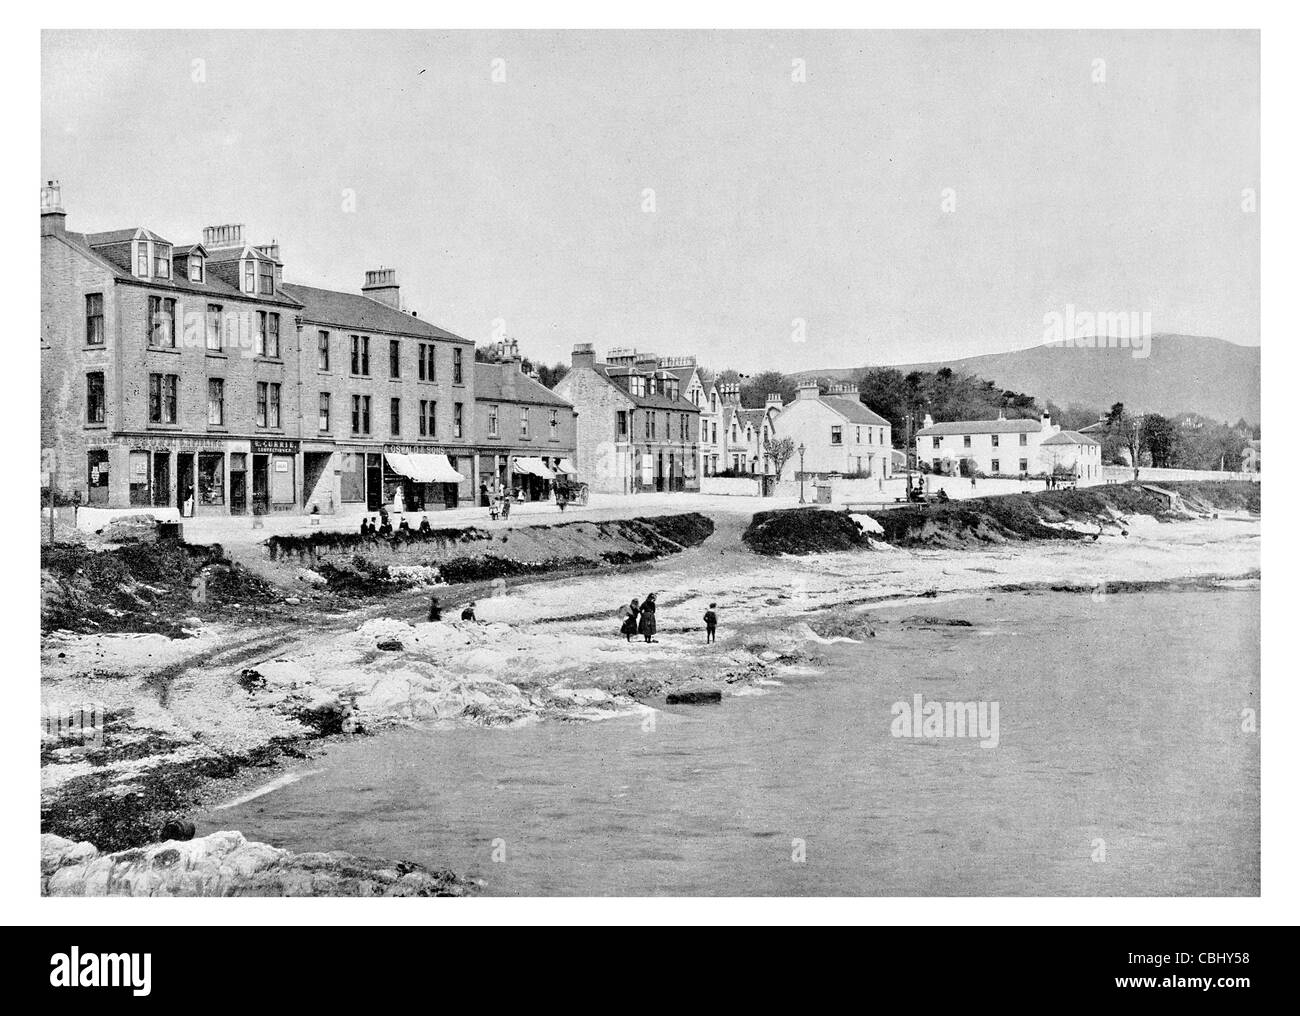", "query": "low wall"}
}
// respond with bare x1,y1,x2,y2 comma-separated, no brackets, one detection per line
1101,466,1259,484
700,476,762,497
